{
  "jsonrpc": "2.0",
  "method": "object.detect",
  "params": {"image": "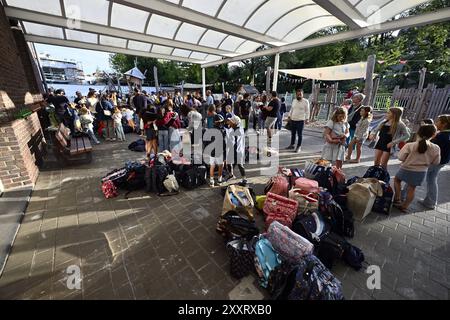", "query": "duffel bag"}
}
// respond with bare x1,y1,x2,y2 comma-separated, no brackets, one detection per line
101,168,128,187
266,221,314,264
222,185,255,220
286,254,344,300
226,238,257,279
